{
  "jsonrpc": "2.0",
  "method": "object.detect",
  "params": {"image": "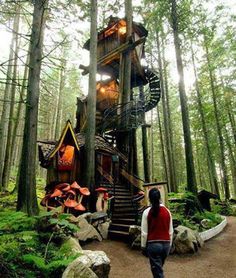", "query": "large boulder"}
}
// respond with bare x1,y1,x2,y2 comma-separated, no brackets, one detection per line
74,216,102,242
62,250,110,278
173,225,204,254
97,220,111,239
59,237,82,257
